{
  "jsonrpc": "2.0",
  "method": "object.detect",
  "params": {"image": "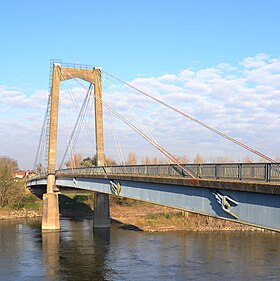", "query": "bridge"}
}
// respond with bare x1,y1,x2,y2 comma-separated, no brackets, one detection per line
27,61,280,232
